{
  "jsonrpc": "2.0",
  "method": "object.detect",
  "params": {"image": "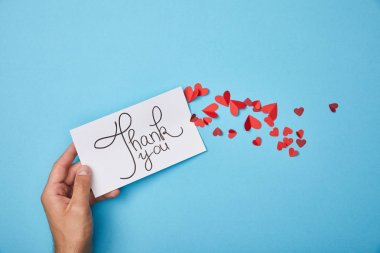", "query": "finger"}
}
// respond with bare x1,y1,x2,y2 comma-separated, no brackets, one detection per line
70,165,92,206
48,143,77,184
64,162,82,186
89,189,120,205
95,189,120,203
